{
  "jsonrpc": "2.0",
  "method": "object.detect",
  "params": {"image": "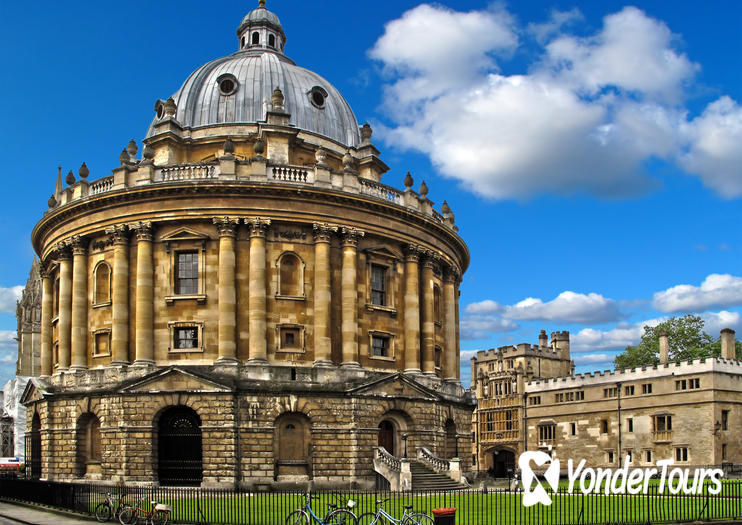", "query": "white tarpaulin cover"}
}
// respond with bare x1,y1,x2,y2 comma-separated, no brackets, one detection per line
2,377,29,461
